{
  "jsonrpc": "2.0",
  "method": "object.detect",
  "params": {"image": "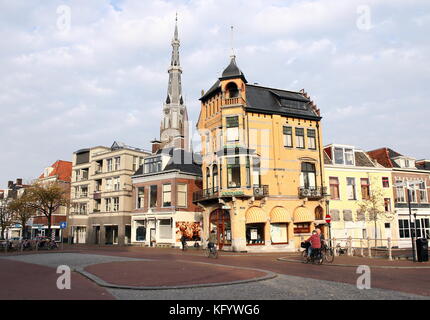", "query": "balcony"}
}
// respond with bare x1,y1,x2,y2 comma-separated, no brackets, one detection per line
193,185,269,202
298,186,327,199
193,187,220,202
223,97,246,106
